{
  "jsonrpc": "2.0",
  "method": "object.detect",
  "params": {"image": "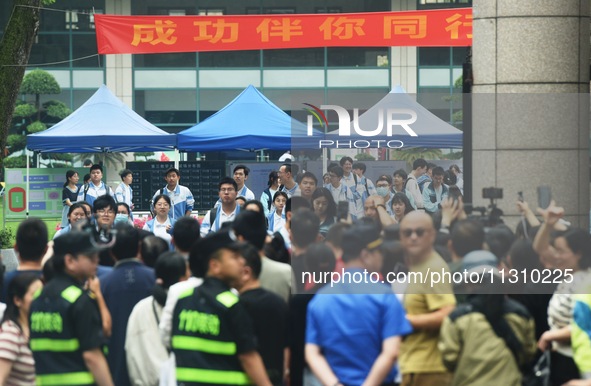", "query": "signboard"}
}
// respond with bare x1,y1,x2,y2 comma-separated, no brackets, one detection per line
4,168,85,219
179,161,226,212
95,8,472,55
127,161,175,211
